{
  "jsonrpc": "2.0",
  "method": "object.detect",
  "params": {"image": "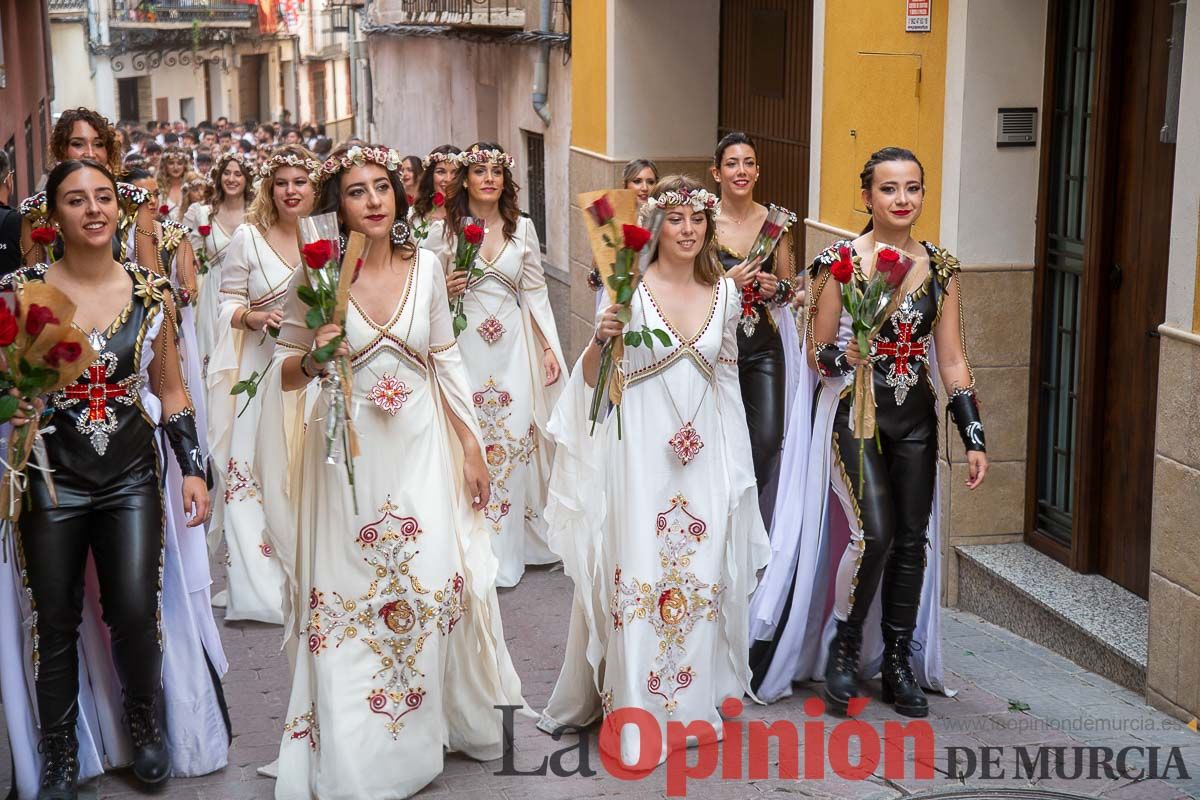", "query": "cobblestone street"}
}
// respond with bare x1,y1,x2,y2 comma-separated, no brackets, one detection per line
5,563,1198,800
